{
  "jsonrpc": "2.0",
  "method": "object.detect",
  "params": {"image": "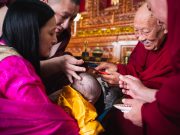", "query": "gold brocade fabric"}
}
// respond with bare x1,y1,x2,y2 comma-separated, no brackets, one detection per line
0,46,20,61
58,85,104,135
